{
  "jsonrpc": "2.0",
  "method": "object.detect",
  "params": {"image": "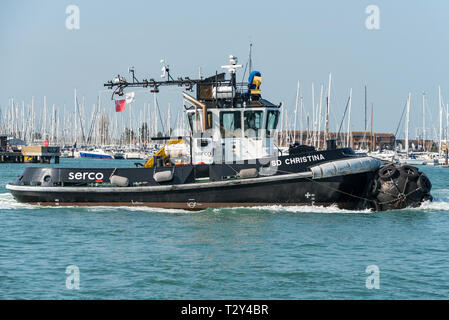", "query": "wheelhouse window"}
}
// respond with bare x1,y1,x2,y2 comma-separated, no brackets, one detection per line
188,111,212,133
244,110,263,138
266,110,279,137
220,111,242,137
